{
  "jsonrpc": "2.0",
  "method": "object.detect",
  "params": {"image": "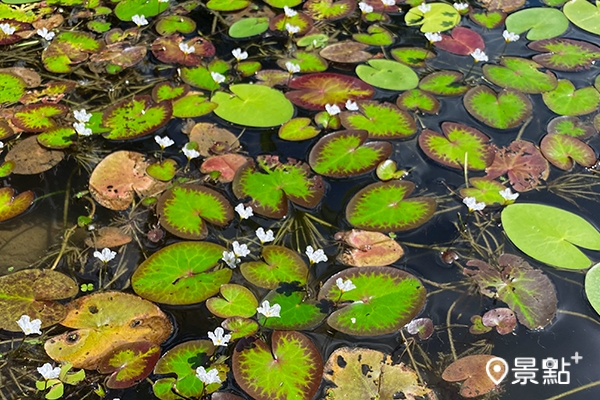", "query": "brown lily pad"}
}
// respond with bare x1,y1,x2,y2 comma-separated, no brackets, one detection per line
486,140,549,192
482,308,517,335
188,122,240,157
319,41,372,63
200,154,250,183
5,135,64,175
442,354,500,397
335,229,404,267
85,226,132,248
